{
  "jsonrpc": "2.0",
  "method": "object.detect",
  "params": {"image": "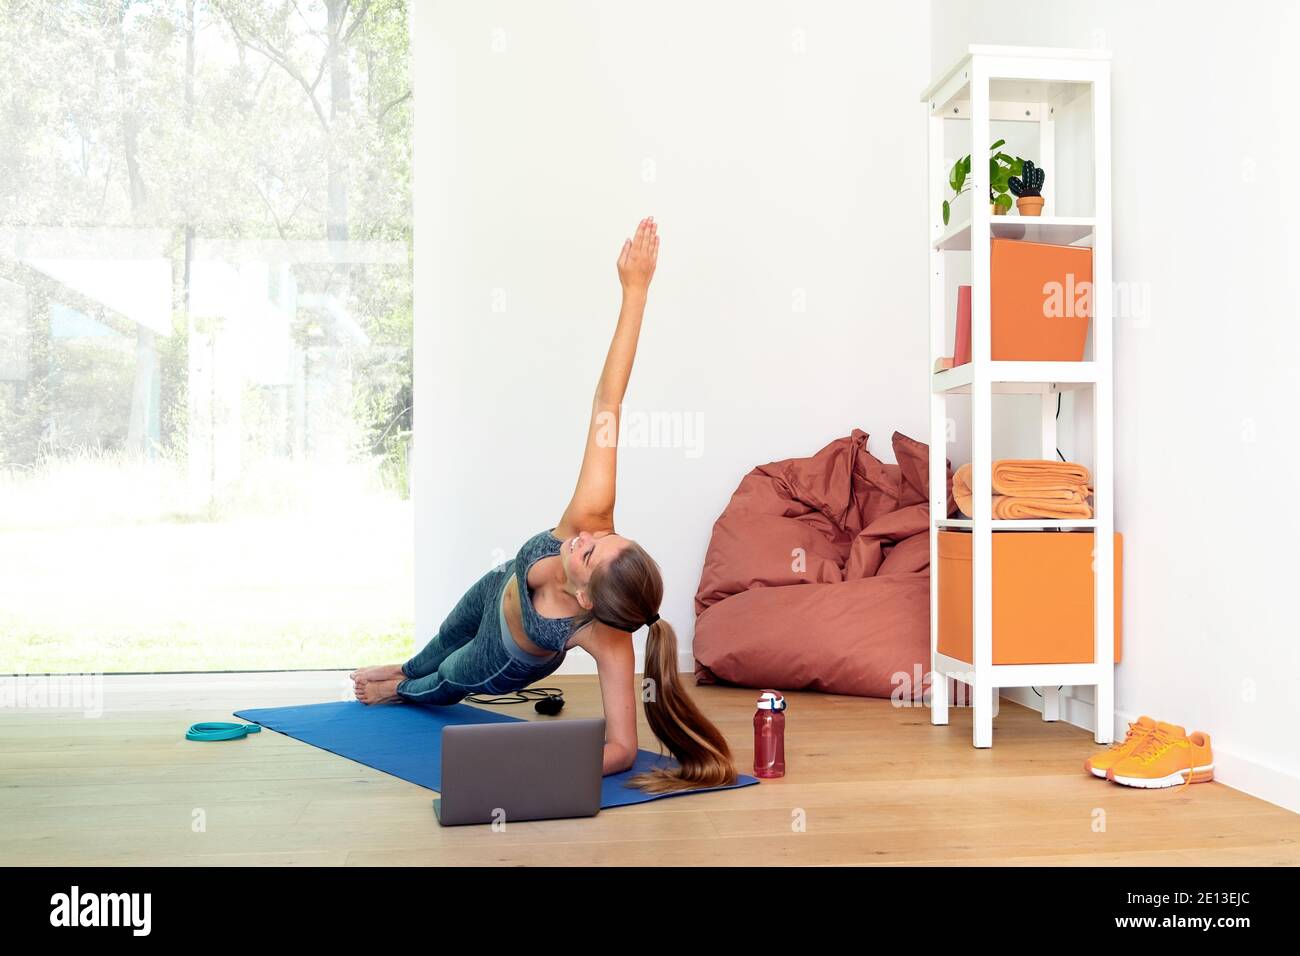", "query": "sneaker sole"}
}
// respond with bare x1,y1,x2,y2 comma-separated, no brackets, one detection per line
1109,764,1214,788
1084,760,1108,779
